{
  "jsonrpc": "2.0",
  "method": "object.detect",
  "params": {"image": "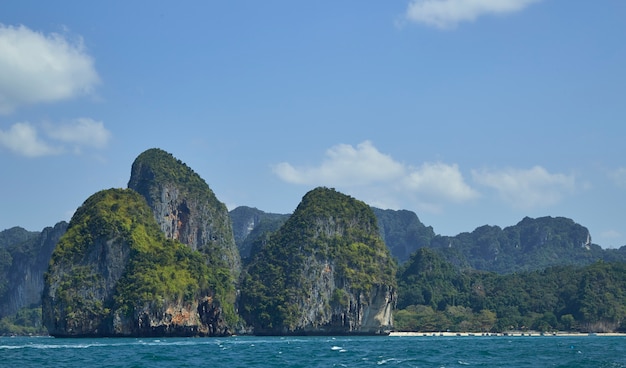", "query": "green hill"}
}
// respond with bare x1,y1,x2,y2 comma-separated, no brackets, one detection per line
42,188,235,337
396,247,626,333
240,187,397,335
